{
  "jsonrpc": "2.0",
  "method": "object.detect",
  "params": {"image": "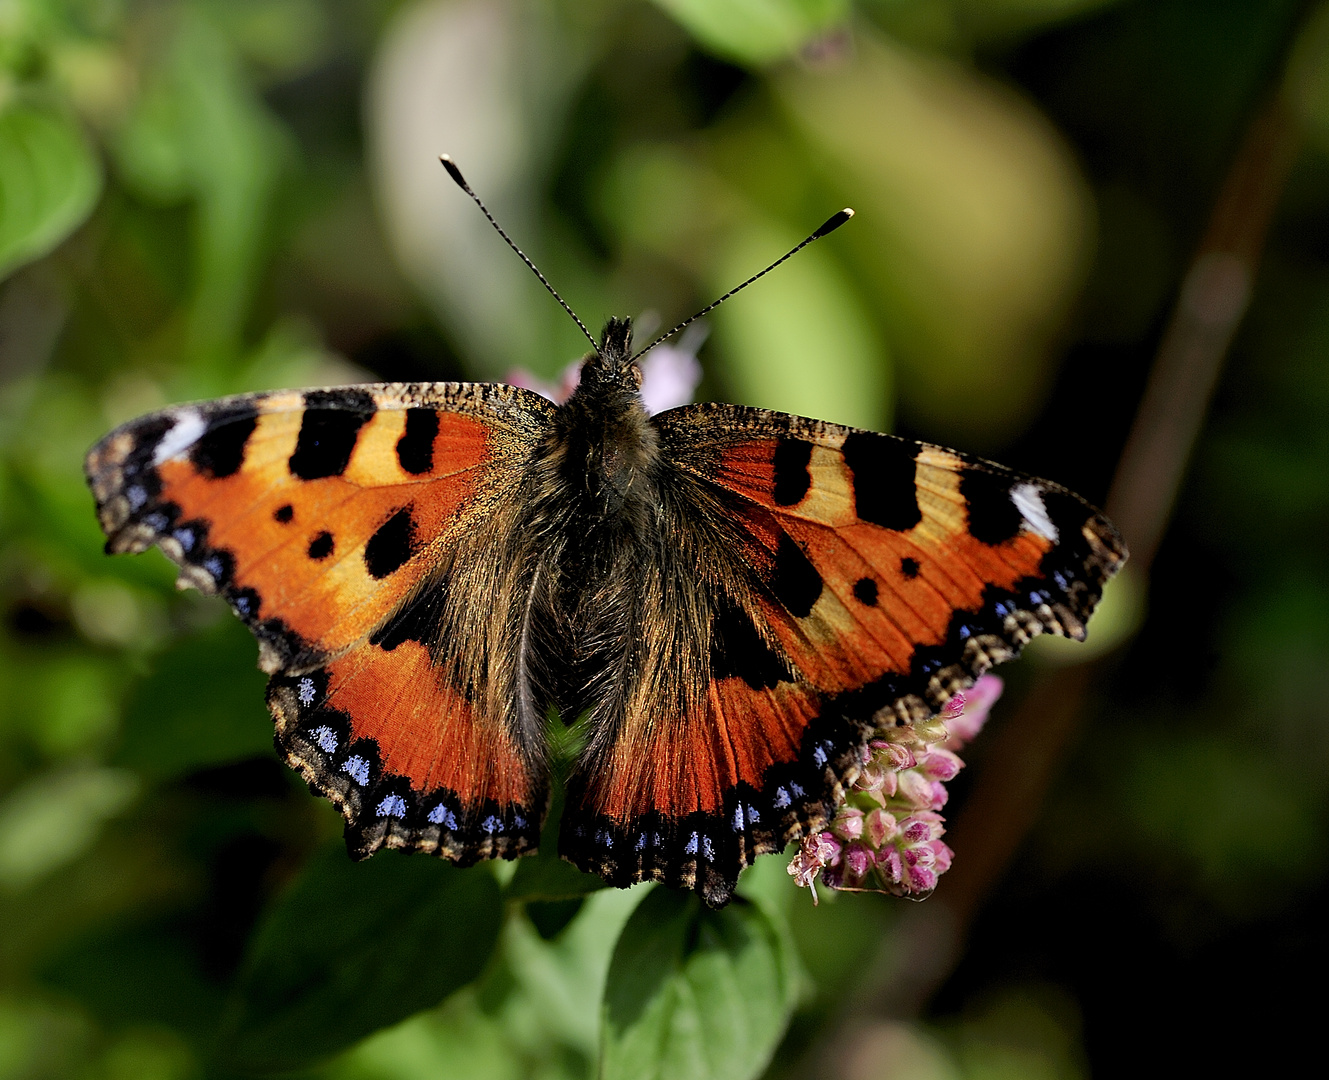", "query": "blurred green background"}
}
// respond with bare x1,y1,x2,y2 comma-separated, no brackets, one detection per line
2,0,1327,1077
